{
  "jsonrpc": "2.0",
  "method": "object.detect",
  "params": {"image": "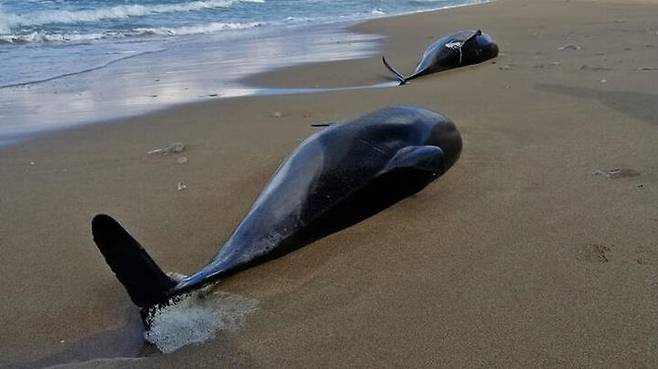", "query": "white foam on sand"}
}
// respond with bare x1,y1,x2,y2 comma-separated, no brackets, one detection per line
144,288,258,353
